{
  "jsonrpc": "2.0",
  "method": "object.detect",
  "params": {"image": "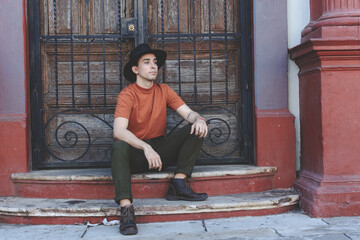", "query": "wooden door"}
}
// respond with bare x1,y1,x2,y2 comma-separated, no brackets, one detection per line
29,0,253,169
32,0,135,168
146,0,252,164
